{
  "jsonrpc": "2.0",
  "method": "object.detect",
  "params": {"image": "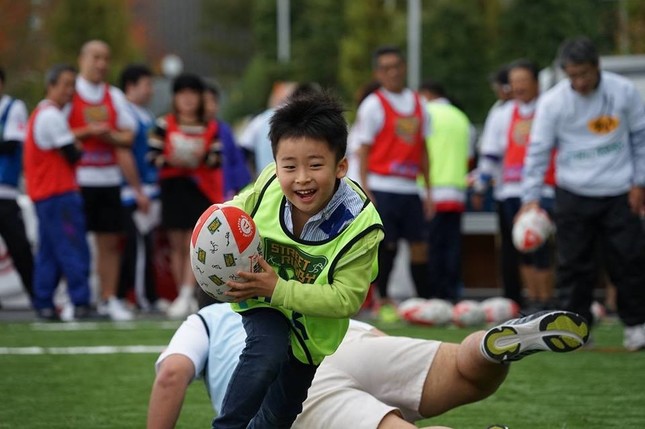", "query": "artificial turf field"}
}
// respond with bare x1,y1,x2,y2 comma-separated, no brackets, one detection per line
0,315,642,429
